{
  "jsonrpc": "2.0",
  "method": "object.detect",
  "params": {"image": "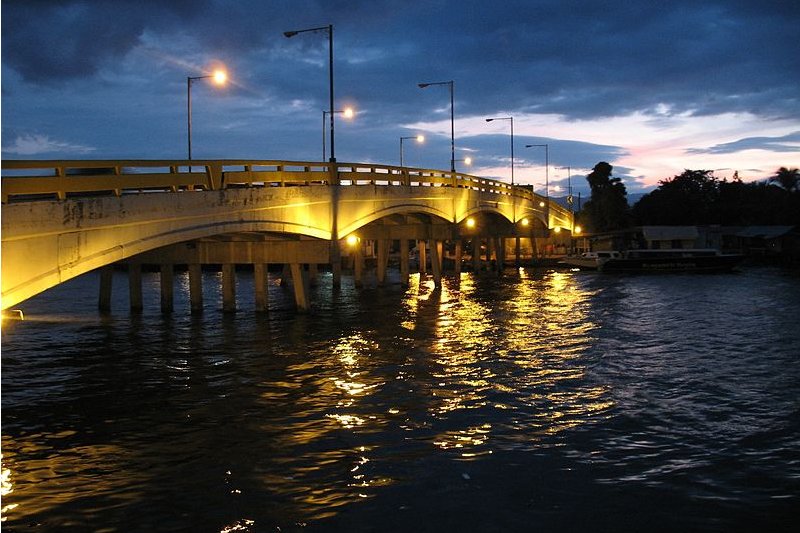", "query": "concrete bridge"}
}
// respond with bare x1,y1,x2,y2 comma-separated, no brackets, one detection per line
1,159,575,312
